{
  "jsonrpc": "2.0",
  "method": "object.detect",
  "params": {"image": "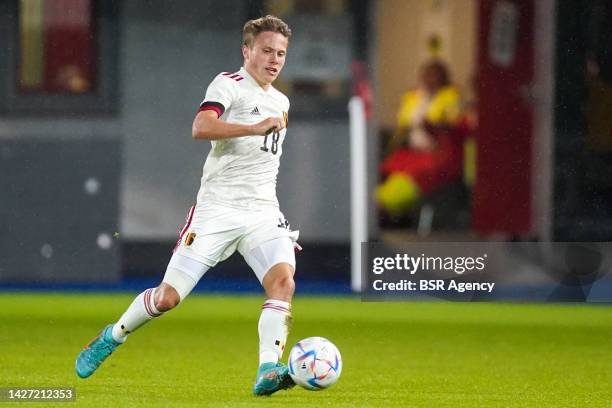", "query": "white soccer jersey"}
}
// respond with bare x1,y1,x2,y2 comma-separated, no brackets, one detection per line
196,67,290,210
